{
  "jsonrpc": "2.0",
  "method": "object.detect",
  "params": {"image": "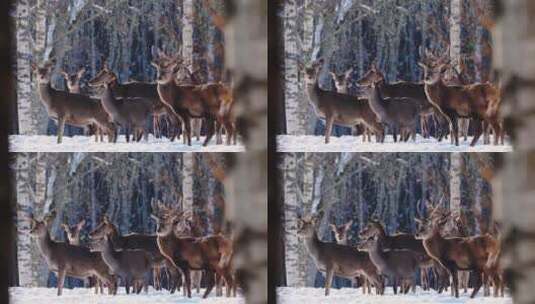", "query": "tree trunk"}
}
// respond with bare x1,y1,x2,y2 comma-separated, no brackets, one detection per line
450,152,463,211
182,153,195,212
493,2,535,303
182,0,195,71
284,0,307,135
16,0,40,136
450,0,462,74
283,153,306,287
